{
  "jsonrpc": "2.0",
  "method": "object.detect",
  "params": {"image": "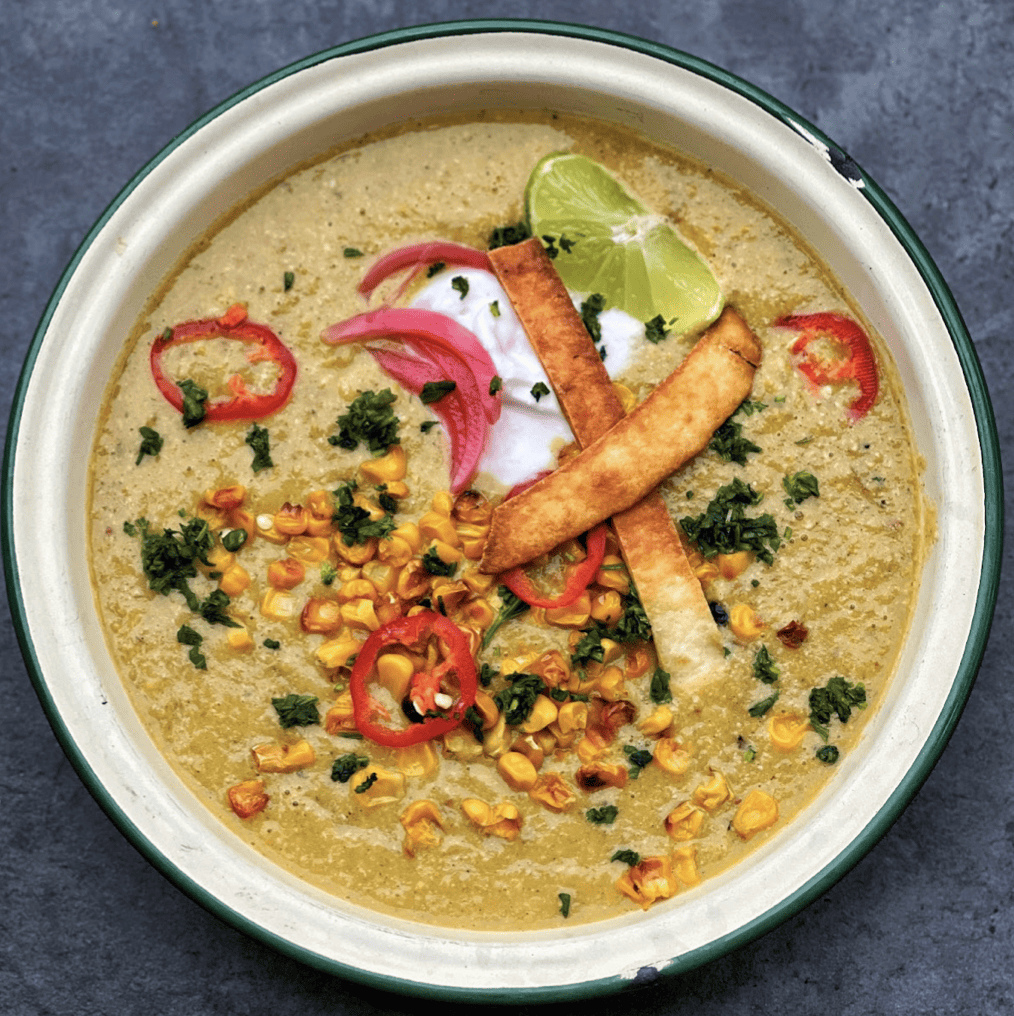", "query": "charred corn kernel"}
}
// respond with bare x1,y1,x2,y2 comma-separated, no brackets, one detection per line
595,555,631,594
324,692,356,733
717,550,753,579
639,705,674,737
195,503,229,530
384,480,410,500
481,715,512,759
472,690,500,731
461,798,522,840
400,799,443,857
396,560,430,600
393,741,439,778
729,604,765,640
431,490,454,516
305,516,333,538
768,712,811,752
511,733,546,769
337,578,377,604
375,592,402,626
256,513,289,545
576,733,606,764
653,738,693,777
352,490,387,521
546,720,577,750
376,652,414,701
306,489,332,519
358,444,407,484
452,490,493,525
624,643,653,680
316,633,361,671
501,650,538,676
205,484,246,511
341,598,380,632
693,558,720,583
418,510,459,546
227,779,269,819
529,773,576,813
219,563,251,597
456,523,489,560
428,539,464,566
274,502,309,536
545,592,591,628
440,726,484,762
251,739,316,773
590,589,624,625
377,535,414,568
459,597,496,629
268,557,305,589
351,766,406,808
664,801,705,842
391,522,422,553
497,751,539,791
672,845,702,887
521,695,559,734
691,771,731,812
595,665,627,702
301,597,343,634
614,855,678,910
260,587,296,621
733,789,779,840
556,701,588,736
228,508,256,544
226,627,255,652
288,536,333,563
528,650,570,689
429,576,470,617
362,561,397,596
462,568,496,597
334,535,377,566
575,761,628,791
